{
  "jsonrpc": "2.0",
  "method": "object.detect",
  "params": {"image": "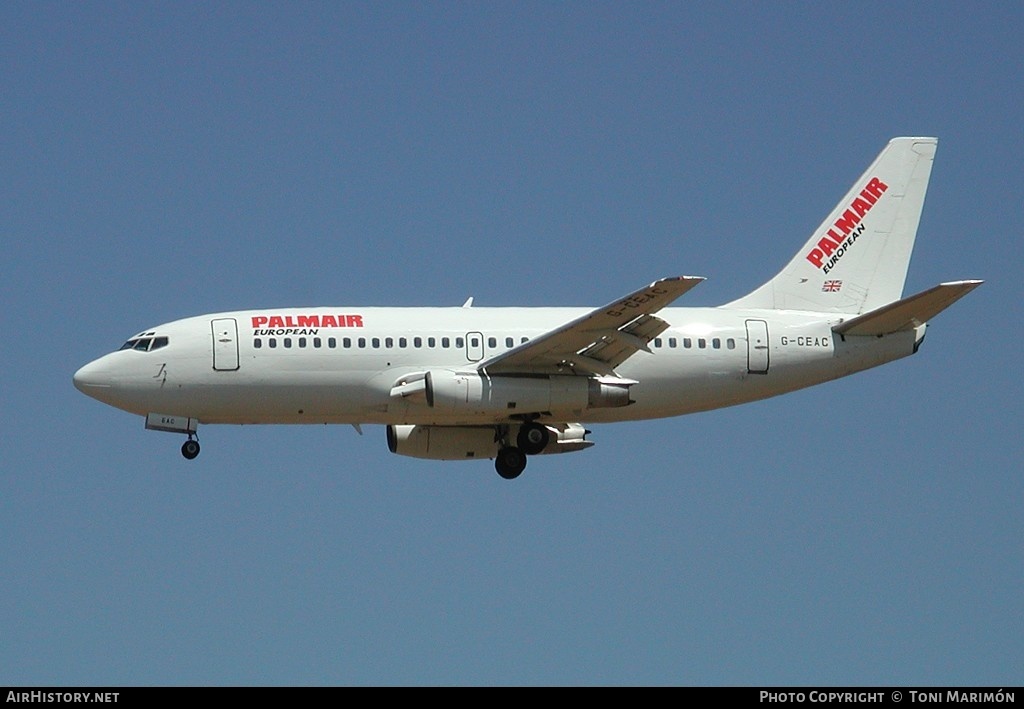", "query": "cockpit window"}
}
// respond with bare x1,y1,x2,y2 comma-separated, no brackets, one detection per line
119,336,170,352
